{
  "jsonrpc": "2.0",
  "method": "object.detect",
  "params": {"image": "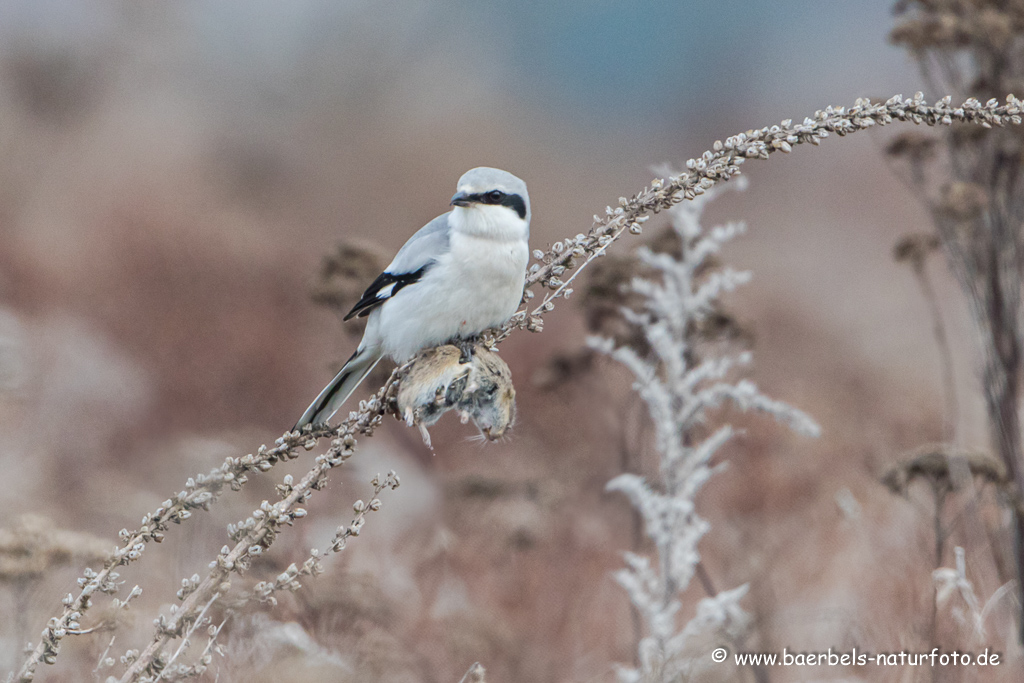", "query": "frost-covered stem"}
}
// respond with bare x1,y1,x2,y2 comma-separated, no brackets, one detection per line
597,184,819,682
458,663,486,683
